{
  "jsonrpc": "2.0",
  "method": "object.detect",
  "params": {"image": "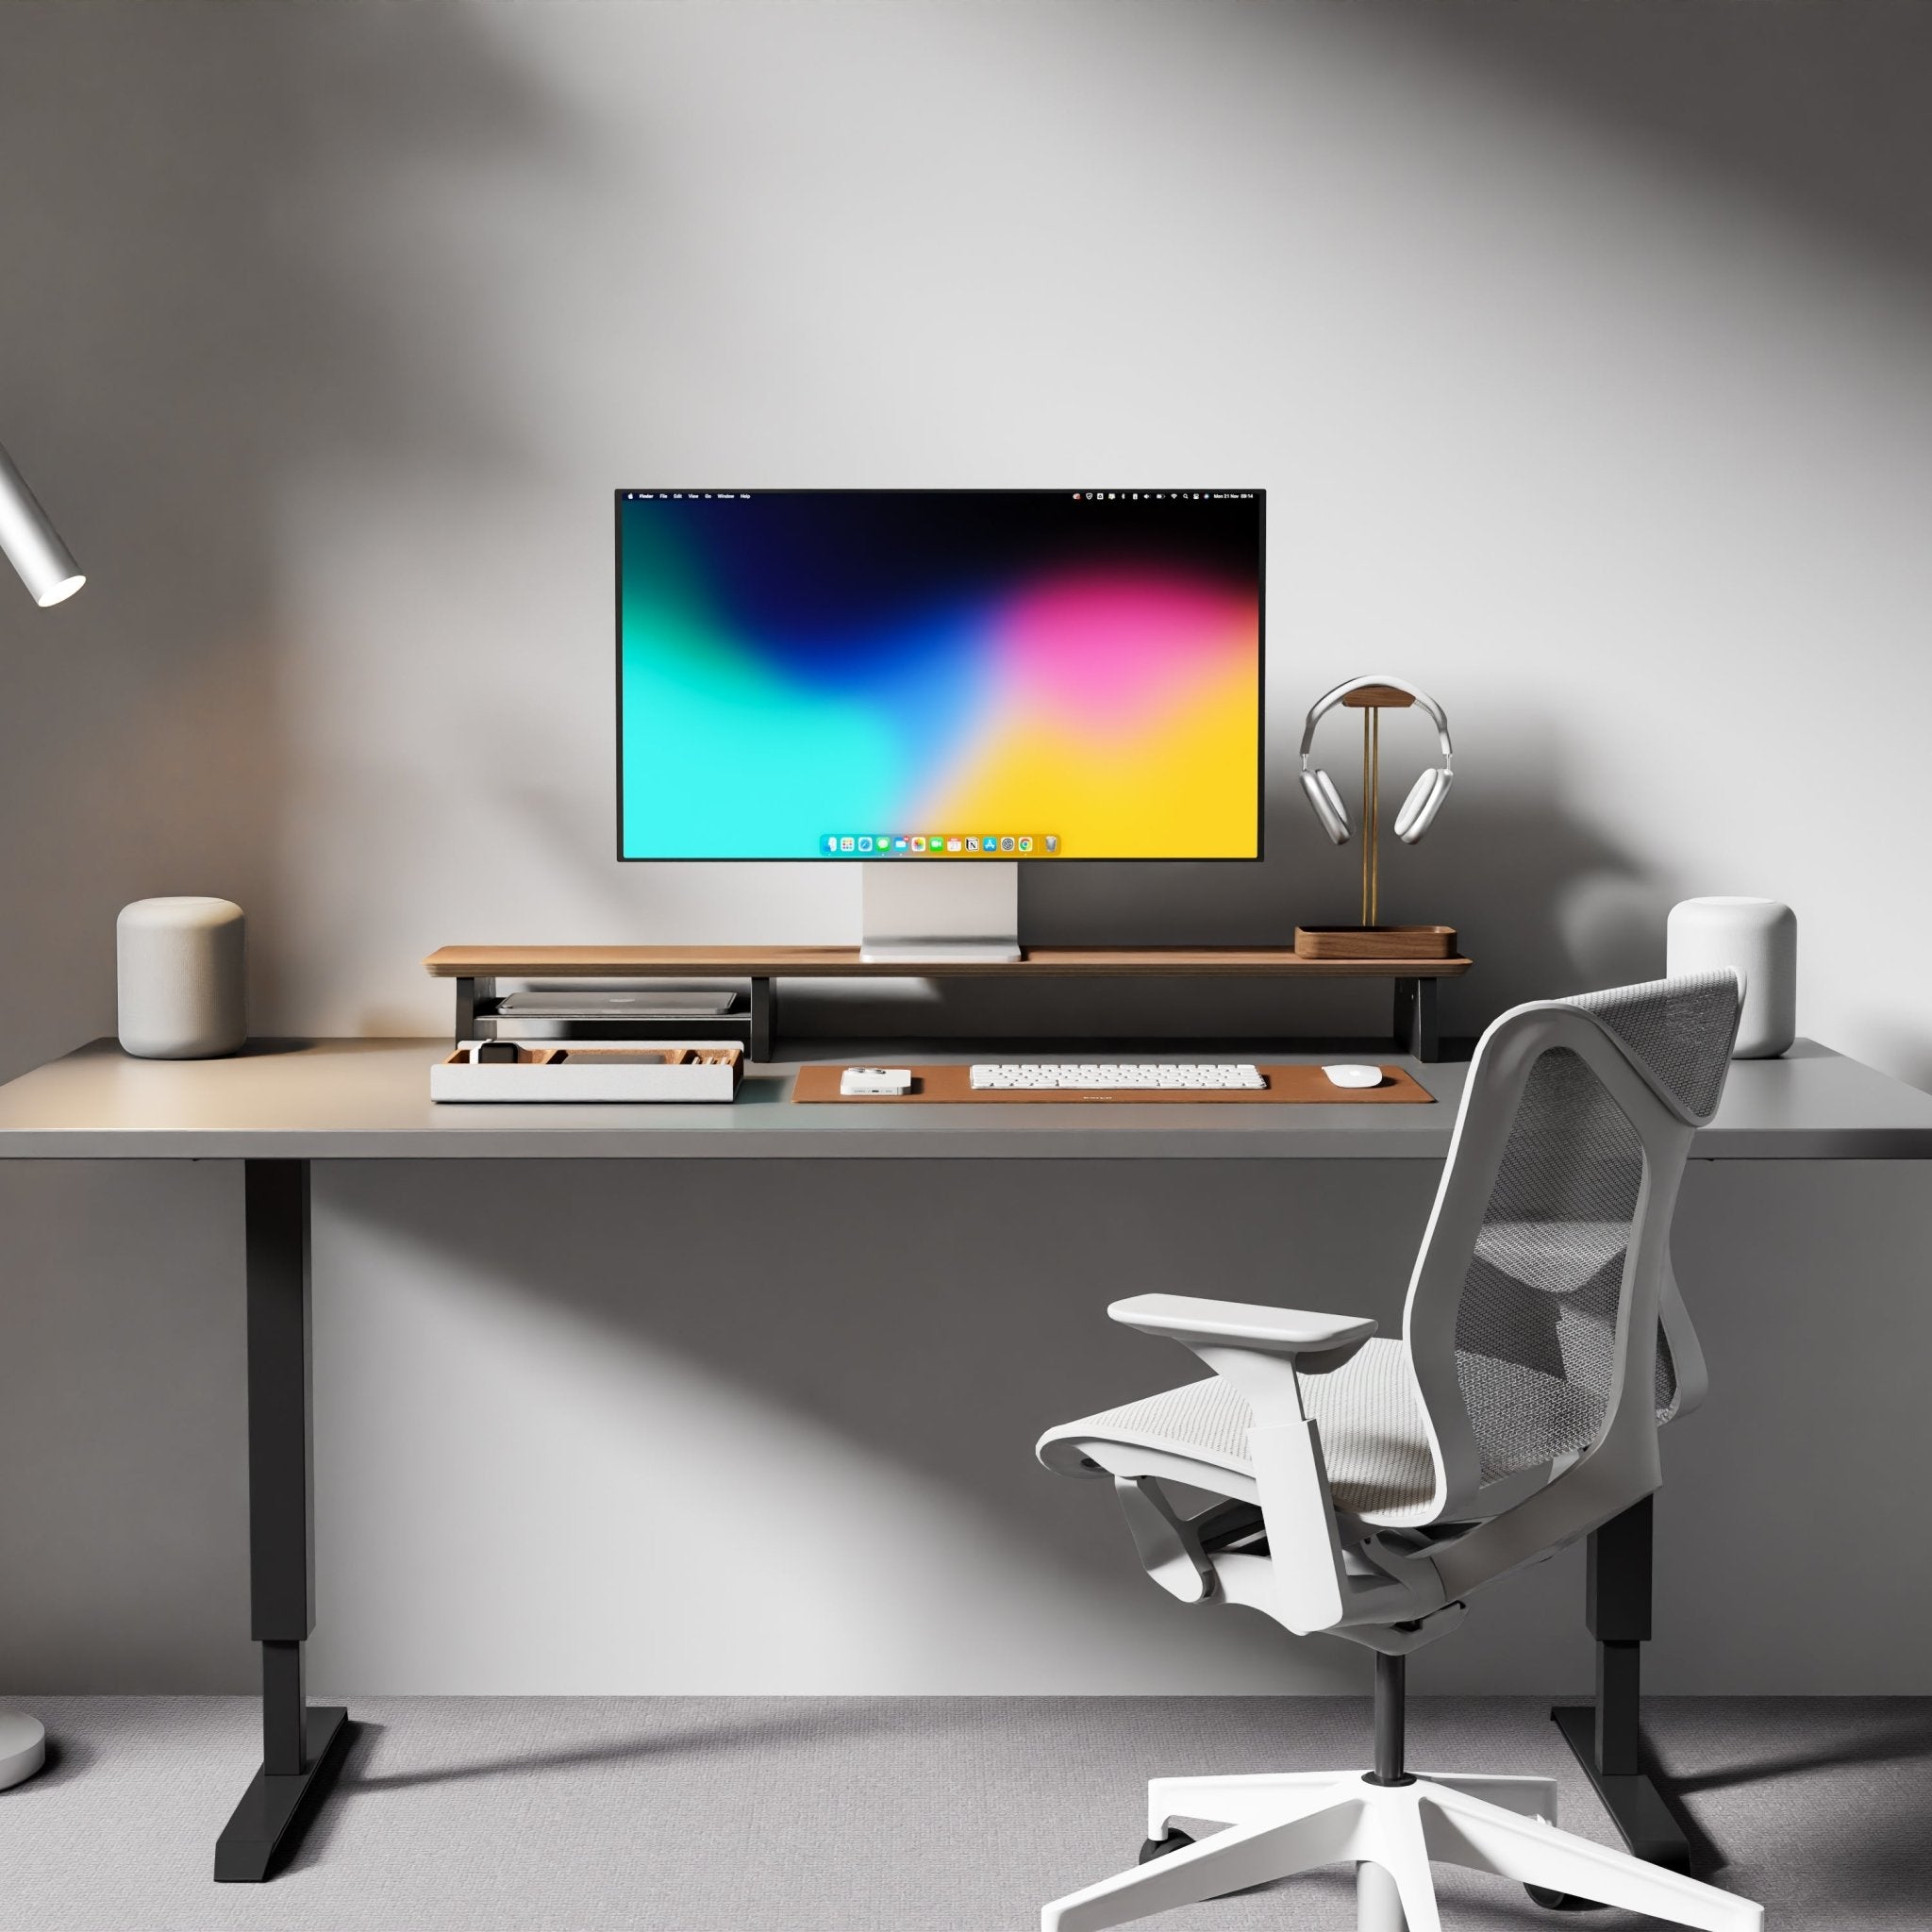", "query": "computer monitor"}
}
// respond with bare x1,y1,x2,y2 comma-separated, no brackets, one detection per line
617,488,1264,958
